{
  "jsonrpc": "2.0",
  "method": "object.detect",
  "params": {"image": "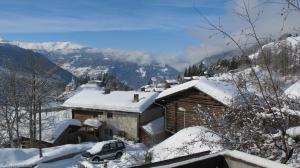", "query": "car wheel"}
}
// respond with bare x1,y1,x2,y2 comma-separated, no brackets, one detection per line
115,152,123,159
92,157,101,162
